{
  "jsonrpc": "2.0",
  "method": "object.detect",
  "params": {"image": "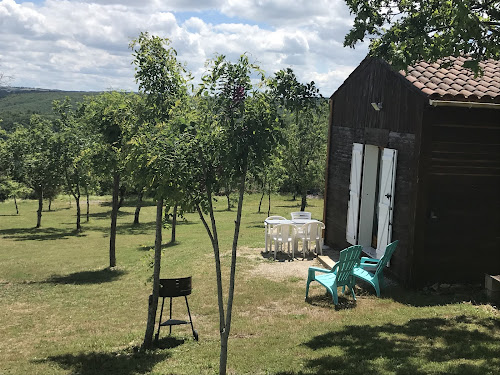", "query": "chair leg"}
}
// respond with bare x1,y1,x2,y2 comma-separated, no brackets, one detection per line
305,279,312,300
